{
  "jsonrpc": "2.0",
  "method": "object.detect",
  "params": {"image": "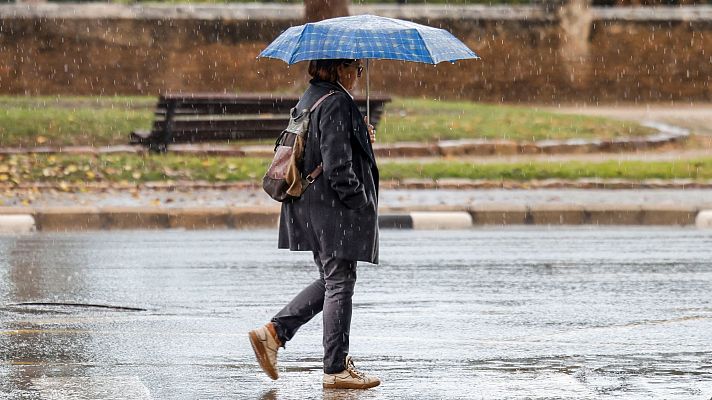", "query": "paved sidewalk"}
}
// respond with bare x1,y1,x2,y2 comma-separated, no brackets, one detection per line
1,188,710,231
2,188,712,210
